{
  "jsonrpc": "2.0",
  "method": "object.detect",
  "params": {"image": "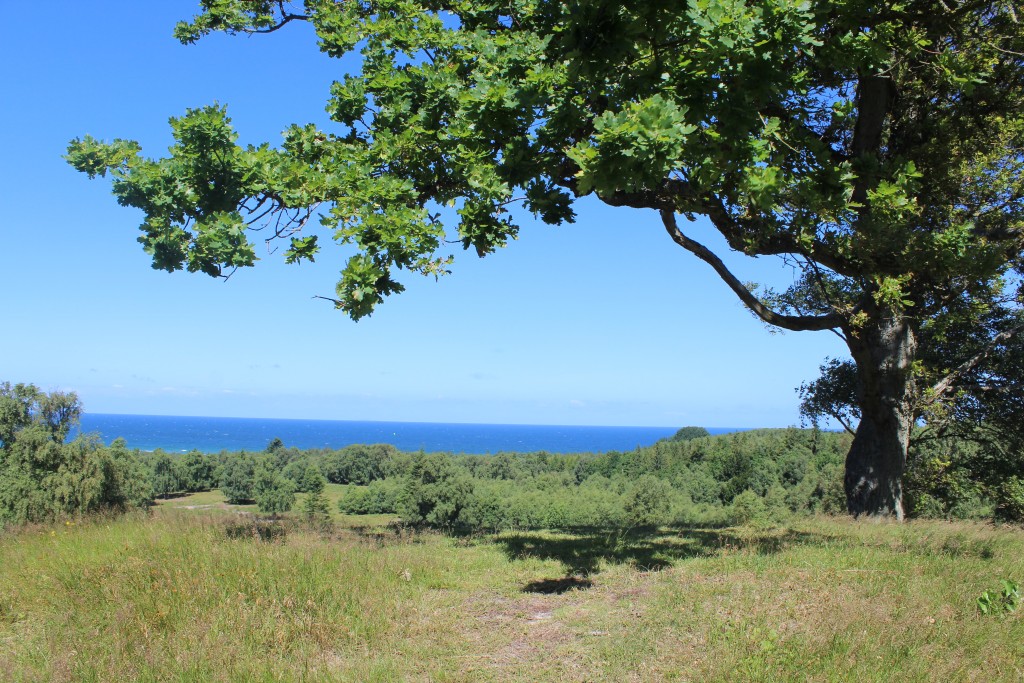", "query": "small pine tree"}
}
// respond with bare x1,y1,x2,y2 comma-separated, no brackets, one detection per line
301,467,331,526
219,453,257,505
253,466,295,518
